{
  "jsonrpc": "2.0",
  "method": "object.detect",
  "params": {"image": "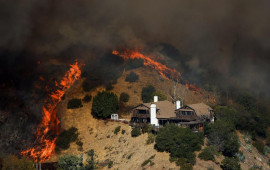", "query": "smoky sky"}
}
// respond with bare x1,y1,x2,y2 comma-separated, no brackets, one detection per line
1,0,270,155
1,0,270,98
